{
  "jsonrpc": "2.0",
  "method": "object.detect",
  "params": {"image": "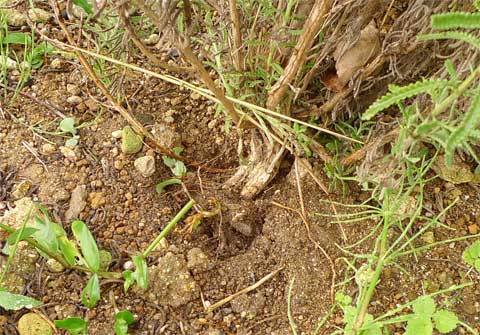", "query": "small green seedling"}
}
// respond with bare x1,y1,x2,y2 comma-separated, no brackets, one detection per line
0,207,41,311
123,199,195,292
114,310,135,335
59,117,80,147
72,220,101,308
462,240,480,271
162,147,187,177
0,205,105,308
54,317,88,335
404,296,459,335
